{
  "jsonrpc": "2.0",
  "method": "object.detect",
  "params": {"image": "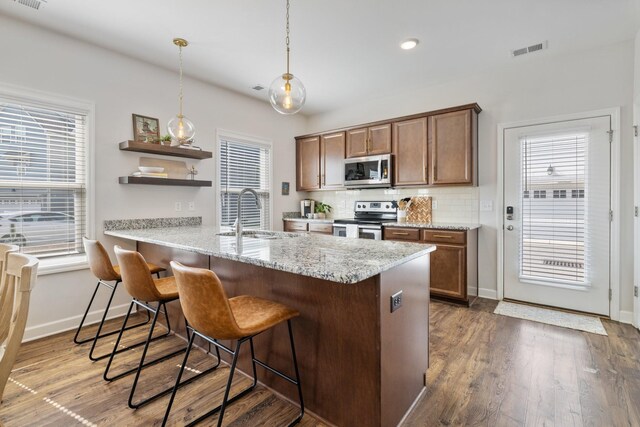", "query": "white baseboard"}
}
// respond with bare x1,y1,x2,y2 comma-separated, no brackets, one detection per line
619,310,634,325
478,288,498,300
23,303,130,342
